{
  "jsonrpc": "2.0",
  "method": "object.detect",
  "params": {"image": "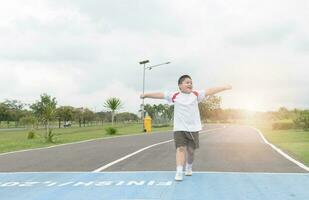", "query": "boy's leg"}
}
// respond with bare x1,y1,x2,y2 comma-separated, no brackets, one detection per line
174,132,187,167
185,132,199,176
174,131,187,181
186,145,195,164
176,146,186,166
185,146,195,176
175,146,186,181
